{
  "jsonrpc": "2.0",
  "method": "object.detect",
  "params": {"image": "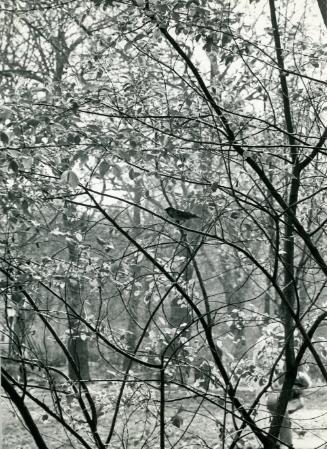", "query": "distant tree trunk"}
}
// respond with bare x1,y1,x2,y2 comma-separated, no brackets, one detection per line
65,231,89,381
123,181,143,371
220,259,247,360
9,286,27,358
11,311,26,356
66,276,90,381
4,280,34,379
